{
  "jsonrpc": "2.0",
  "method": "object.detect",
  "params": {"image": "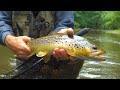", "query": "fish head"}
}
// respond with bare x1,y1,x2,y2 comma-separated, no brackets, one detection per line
88,46,106,61
75,44,106,61
73,36,106,61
